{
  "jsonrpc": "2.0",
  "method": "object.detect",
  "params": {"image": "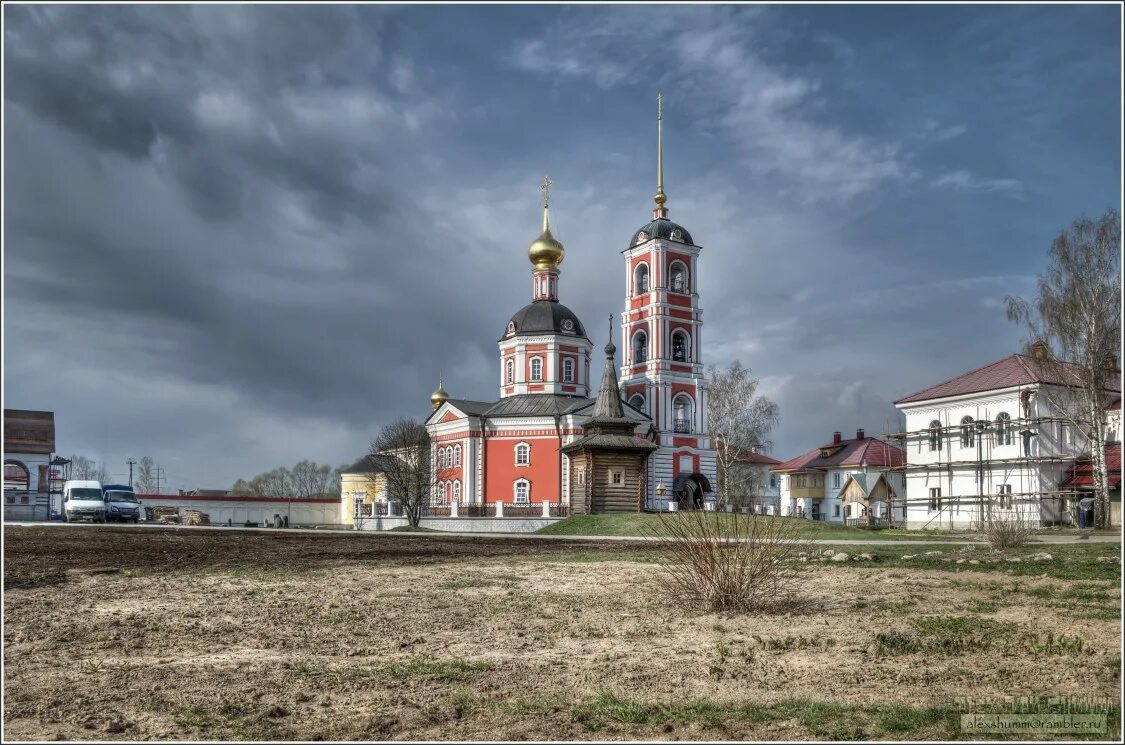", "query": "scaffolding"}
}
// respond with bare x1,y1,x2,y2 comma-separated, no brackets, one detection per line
882,413,1087,530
